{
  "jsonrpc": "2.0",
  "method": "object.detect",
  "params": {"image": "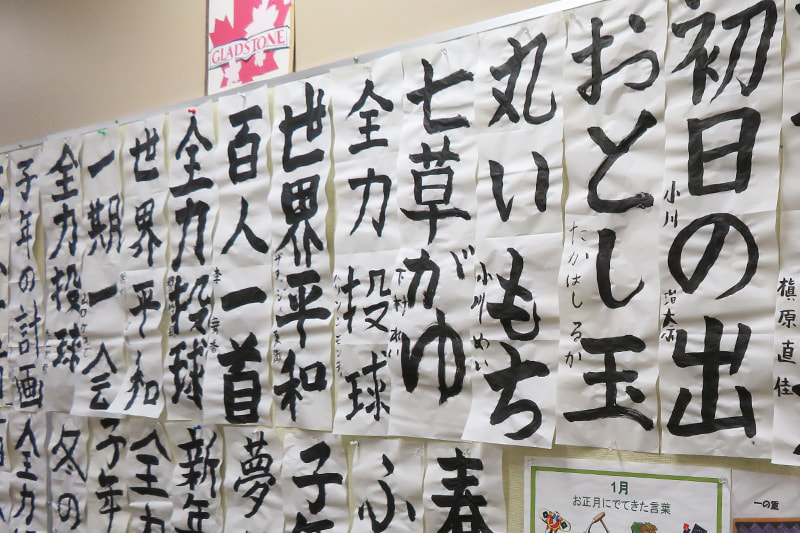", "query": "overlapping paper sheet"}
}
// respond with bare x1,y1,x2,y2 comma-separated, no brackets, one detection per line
658,0,782,458
772,0,800,466
270,76,335,431
461,13,565,449
557,0,665,453
204,88,273,426
330,53,403,437
387,36,479,442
